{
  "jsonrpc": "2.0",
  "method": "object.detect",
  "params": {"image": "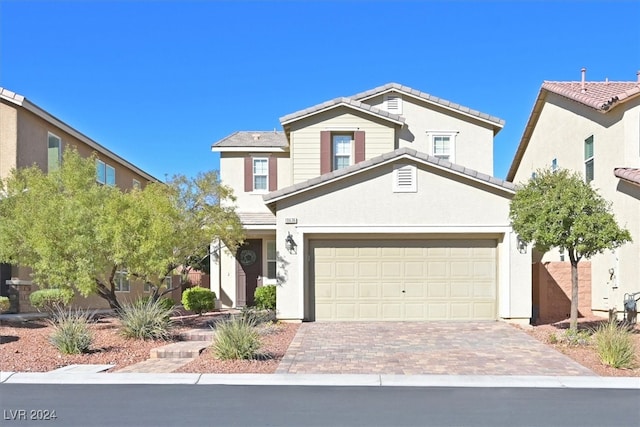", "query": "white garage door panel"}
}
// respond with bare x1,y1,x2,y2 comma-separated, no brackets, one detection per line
312,239,497,321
